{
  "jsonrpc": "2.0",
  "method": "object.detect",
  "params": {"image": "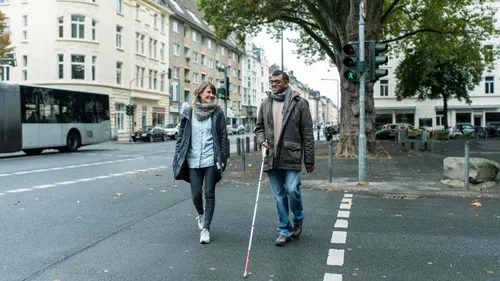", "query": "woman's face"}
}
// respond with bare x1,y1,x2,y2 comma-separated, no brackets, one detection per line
199,86,215,104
